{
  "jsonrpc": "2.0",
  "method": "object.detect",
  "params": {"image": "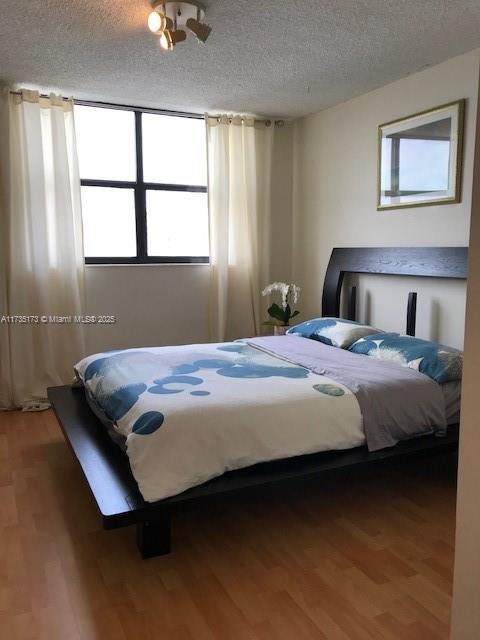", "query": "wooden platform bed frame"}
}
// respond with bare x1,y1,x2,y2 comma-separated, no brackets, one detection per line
48,247,468,559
